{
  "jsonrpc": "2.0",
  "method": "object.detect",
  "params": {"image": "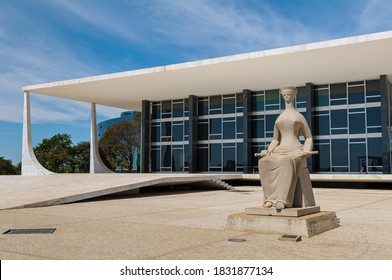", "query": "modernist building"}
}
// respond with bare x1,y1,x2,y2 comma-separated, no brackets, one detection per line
21,31,392,175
